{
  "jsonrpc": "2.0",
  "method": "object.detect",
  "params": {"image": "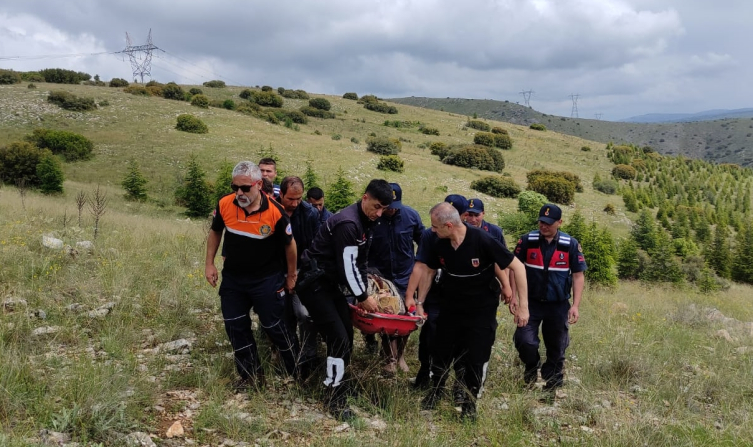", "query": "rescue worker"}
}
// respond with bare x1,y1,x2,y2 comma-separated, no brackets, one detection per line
306,187,333,225
367,183,424,373
418,202,529,420
204,161,300,390
297,179,393,420
258,157,280,198
510,204,587,397
466,198,506,247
